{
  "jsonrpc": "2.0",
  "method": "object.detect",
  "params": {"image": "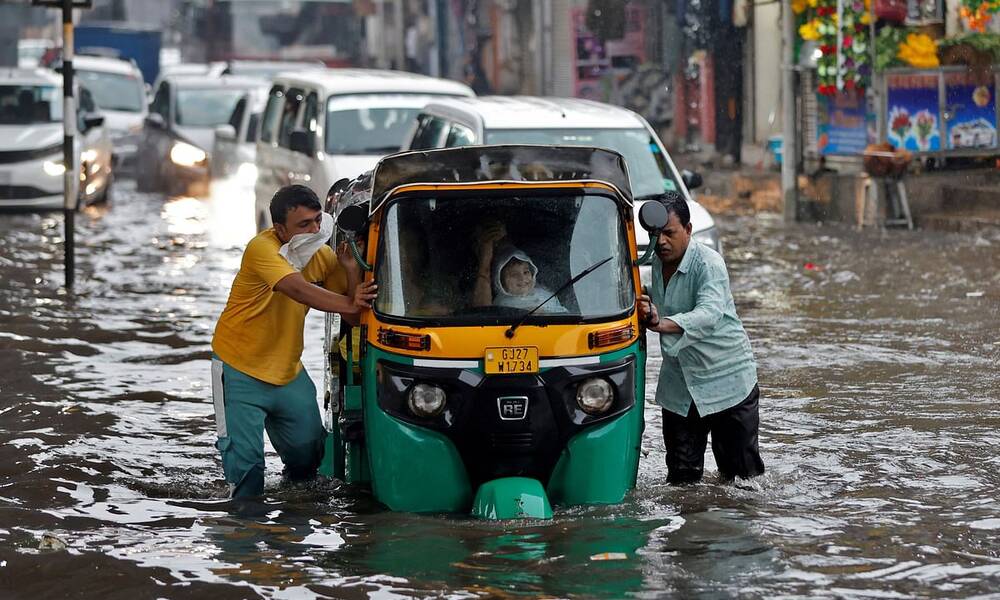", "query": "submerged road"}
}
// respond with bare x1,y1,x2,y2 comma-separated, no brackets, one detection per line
1,180,999,598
